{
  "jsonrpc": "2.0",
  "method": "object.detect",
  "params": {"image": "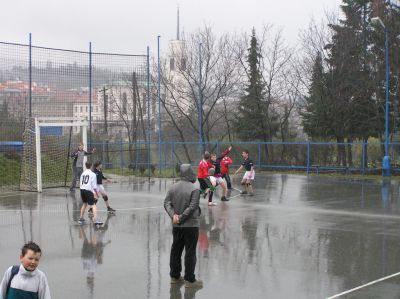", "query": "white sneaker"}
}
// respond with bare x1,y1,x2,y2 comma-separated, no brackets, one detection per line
208,202,217,206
